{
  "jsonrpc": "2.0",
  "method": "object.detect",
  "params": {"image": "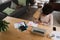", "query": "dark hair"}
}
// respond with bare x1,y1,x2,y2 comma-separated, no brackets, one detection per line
42,4,53,15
